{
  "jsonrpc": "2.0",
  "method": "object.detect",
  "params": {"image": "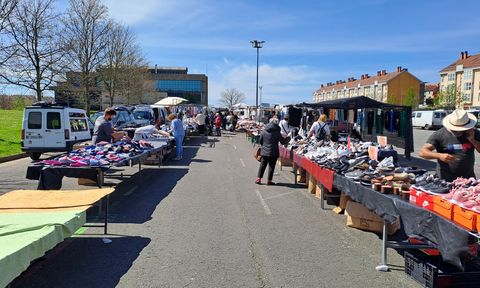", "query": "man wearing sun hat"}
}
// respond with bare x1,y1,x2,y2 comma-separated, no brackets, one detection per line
419,109,480,181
